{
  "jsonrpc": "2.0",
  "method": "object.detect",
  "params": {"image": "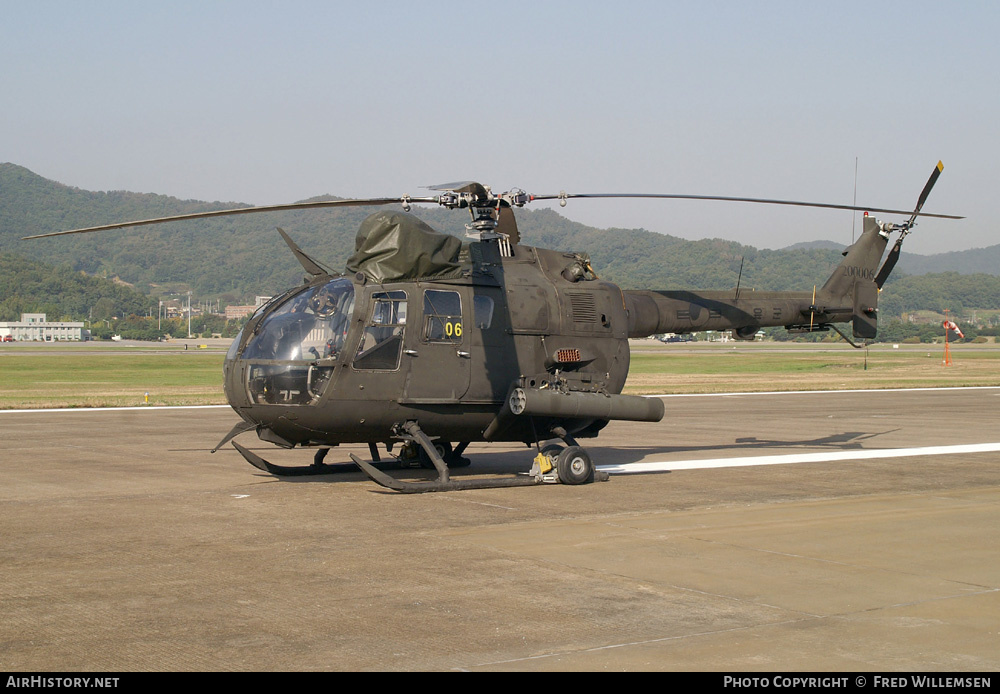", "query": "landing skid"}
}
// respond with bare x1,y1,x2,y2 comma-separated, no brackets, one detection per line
229,422,610,492
350,454,544,493
232,441,403,477
350,421,609,494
